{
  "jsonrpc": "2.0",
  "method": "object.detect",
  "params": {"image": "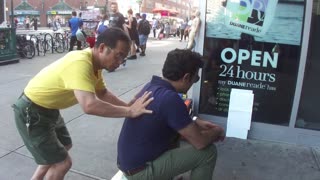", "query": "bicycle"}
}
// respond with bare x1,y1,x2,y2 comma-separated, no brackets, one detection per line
29,33,46,56
44,32,65,54
62,30,70,52
16,35,35,59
